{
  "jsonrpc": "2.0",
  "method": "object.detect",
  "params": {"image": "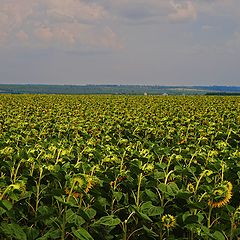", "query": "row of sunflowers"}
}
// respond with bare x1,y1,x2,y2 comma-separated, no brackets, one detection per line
0,95,240,239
